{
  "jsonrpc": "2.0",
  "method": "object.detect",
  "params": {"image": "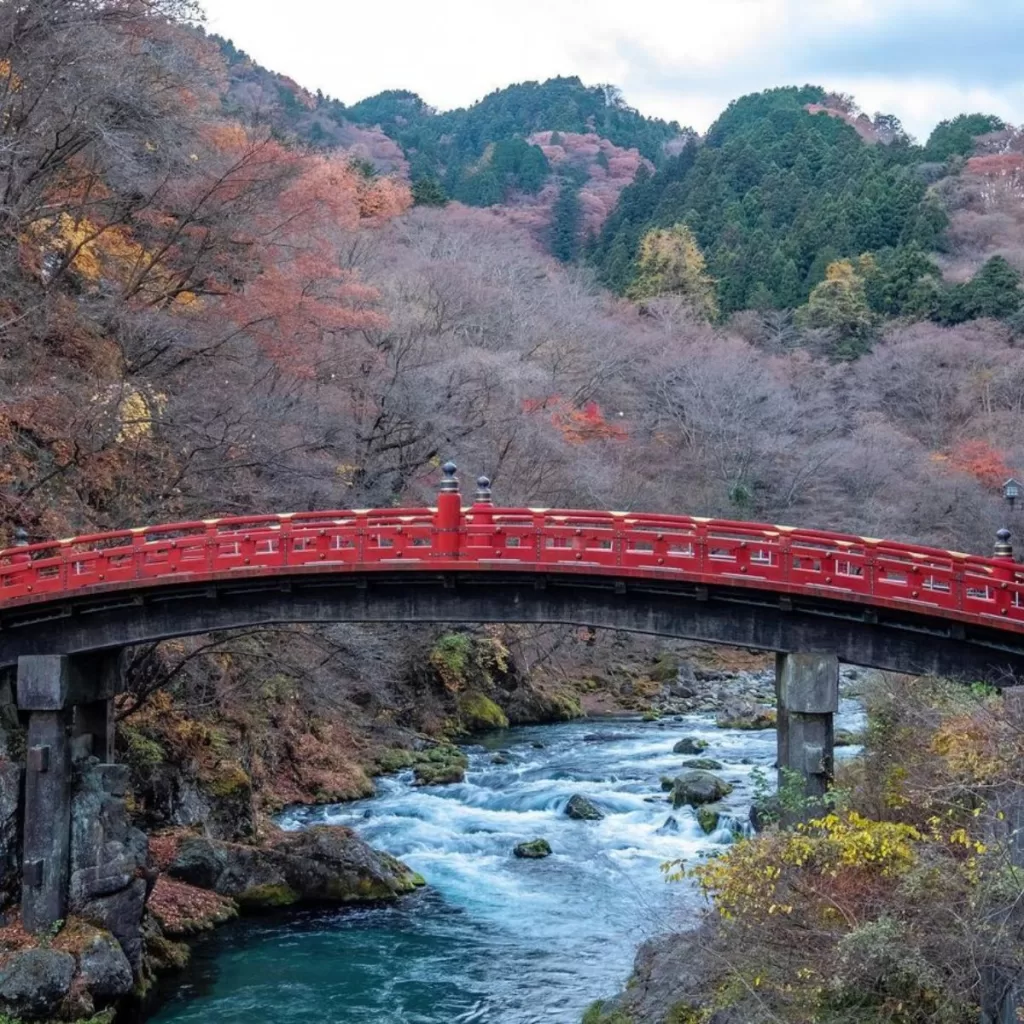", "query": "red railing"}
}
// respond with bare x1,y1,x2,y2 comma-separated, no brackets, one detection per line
2,499,1024,635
